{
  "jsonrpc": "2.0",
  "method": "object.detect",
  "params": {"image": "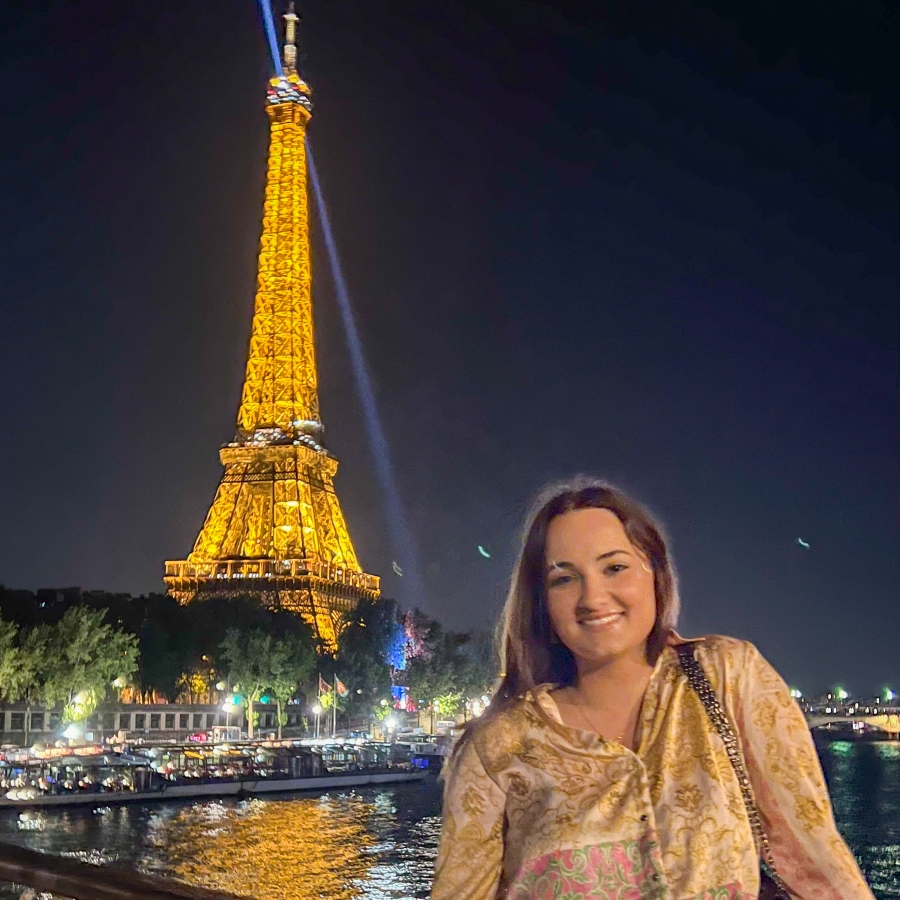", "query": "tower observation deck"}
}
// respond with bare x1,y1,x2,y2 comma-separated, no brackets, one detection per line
164,6,380,649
